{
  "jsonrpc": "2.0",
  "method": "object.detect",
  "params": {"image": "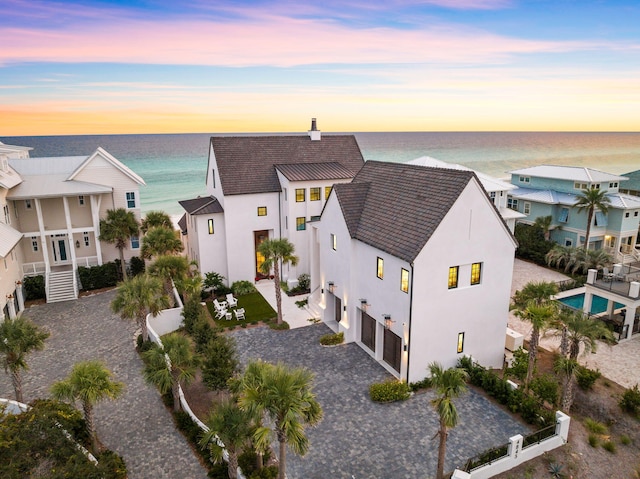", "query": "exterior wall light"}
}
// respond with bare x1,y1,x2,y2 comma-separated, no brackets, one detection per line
360,299,369,311
383,314,394,329
327,281,335,293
